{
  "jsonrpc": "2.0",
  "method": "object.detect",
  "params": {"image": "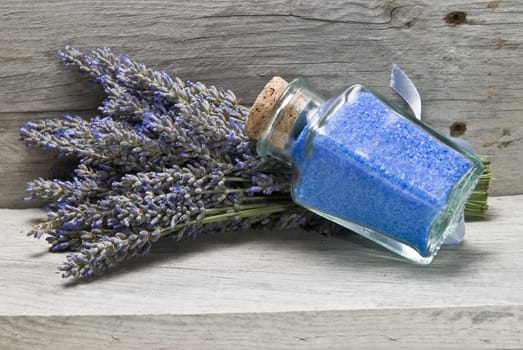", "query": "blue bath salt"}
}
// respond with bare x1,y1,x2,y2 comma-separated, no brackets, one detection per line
291,88,472,255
